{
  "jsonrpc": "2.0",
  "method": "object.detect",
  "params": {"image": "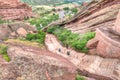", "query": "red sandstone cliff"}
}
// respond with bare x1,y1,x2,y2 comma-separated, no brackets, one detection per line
62,0,120,58
0,0,34,20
